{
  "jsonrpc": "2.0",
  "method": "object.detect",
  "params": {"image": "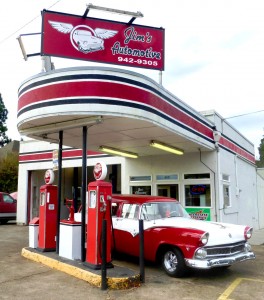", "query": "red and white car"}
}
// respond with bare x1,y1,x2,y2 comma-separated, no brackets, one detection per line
111,195,255,277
